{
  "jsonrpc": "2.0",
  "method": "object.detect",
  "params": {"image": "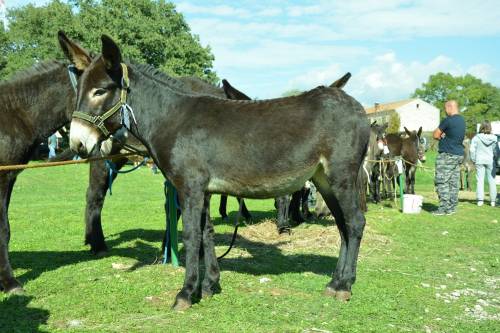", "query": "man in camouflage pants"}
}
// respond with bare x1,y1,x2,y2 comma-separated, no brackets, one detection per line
432,100,466,215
